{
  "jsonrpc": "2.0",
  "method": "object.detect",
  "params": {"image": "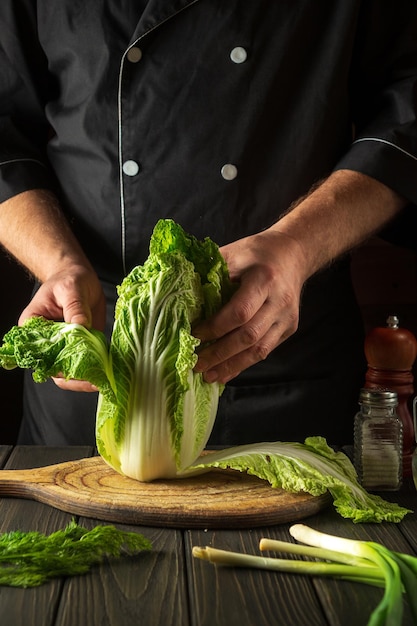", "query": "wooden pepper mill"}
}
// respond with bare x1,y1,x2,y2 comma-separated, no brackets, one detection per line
364,315,417,477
